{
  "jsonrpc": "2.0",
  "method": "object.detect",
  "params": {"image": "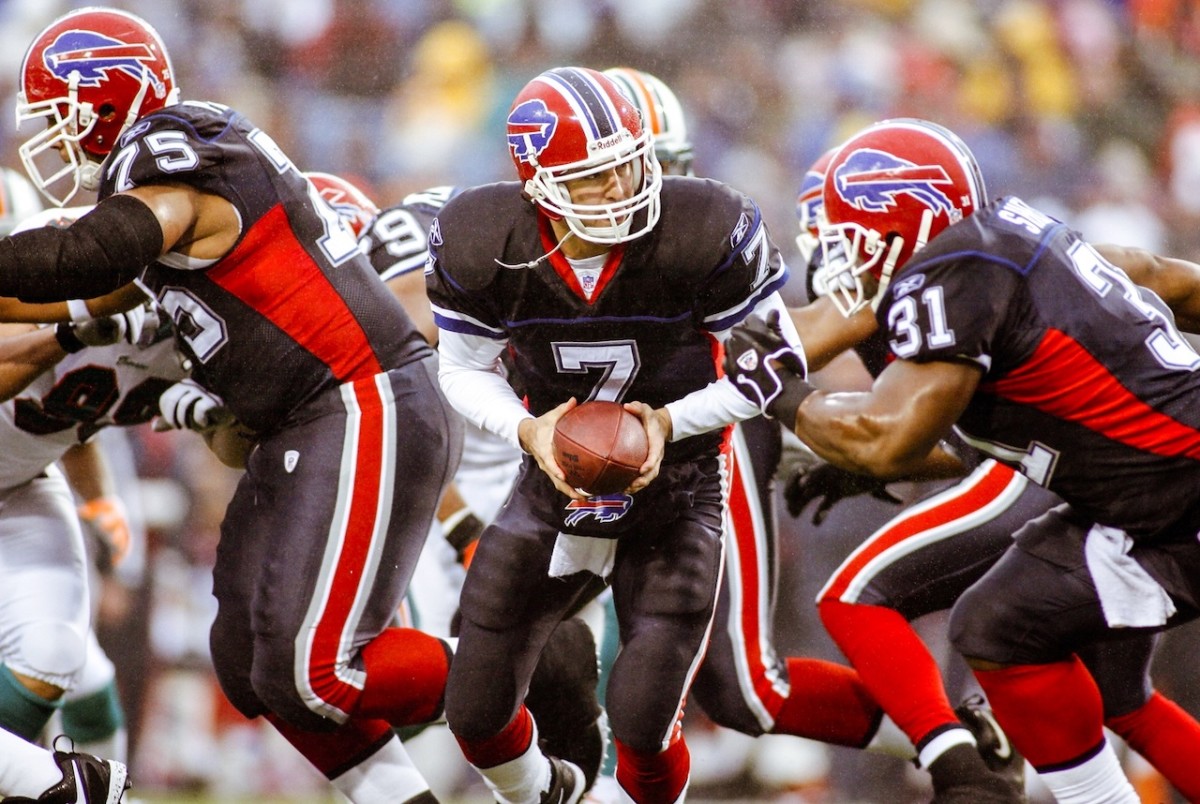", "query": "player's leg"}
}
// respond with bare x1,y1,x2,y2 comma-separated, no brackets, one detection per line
59,630,126,762
949,511,1162,804
210,364,460,802
1081,632,1200,800
446,474,597,804
605,462,726,804
0,474,91,742
689,418,892,752
816,460,1044,799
